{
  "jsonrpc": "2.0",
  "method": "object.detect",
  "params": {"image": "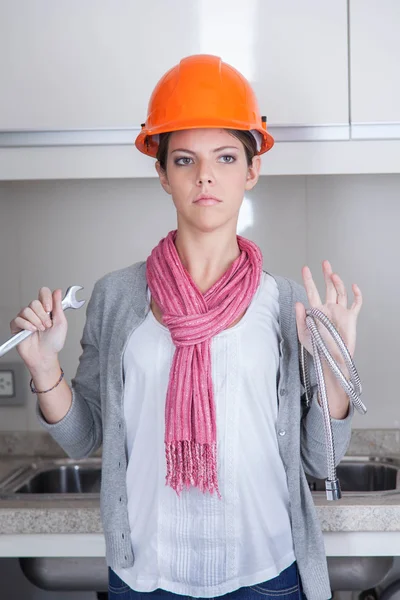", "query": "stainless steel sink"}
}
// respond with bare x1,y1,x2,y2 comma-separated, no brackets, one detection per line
13,464,100,494
0,457,101,499
19,556,395,592
307,456,400,494
1,456,400,499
